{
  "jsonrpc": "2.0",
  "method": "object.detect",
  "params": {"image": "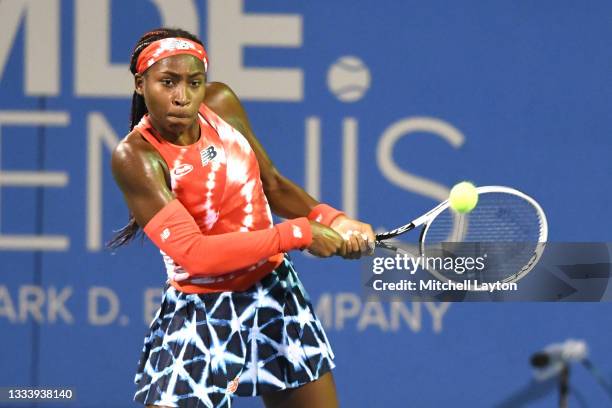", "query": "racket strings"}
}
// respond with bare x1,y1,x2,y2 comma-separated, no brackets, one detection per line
422,193,545,283
426,193,544,242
